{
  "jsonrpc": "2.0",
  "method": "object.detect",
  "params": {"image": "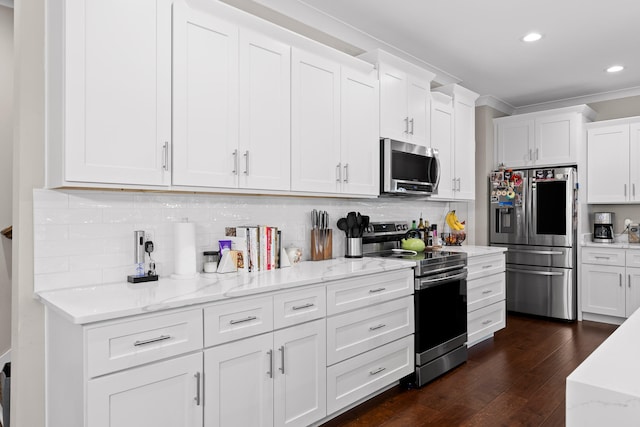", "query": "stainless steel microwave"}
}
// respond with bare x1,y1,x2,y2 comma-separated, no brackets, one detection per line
380,138,440,196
